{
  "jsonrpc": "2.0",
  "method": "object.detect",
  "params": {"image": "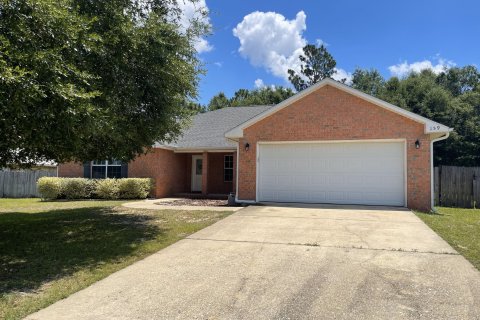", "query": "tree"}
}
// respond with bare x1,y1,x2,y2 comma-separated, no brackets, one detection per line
288,44,337,91
184,101,206,114
436,66,480,96
351,68,385,96
0,0,206,167
208,92,230,111
230,86,295,107
206,86,295,111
